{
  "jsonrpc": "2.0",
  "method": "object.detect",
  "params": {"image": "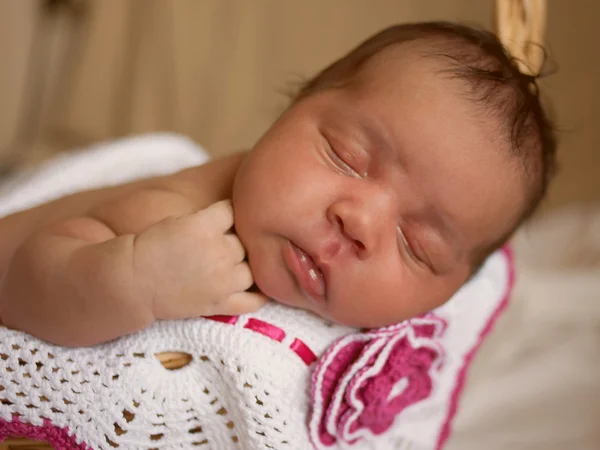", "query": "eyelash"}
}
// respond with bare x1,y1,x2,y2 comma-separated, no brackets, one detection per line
397,227,422,265
325,137,362,178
